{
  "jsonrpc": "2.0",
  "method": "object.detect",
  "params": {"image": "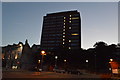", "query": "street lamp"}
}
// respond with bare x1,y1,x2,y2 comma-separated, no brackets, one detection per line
55,56,58,59
86,59,89,70
86,60,88,63
110,59,113,62
38,60,41,64
64,59,67,62
55,56,58,69
109,59,113,73
64,59,67,69
40,50,46,71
